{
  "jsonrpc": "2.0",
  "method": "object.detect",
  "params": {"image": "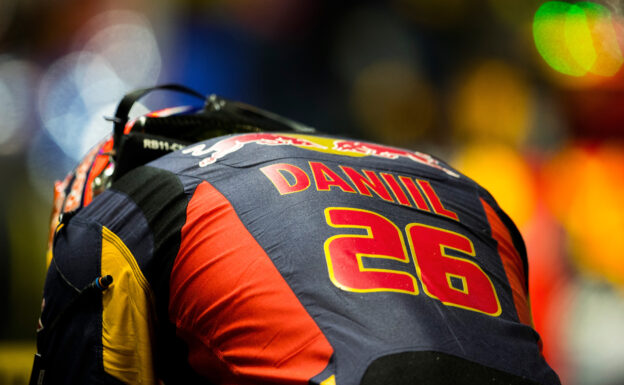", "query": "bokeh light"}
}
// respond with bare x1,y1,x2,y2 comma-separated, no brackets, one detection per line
78,10,161,88
543,143,624,288
533,1,624,77
350,60,436,146
37,52,121,160
522,205,571,380
0,57,39,155
26,131,76,203
450,60,533,147
36,10,161,162
564,281,624,384
452,143,537,228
